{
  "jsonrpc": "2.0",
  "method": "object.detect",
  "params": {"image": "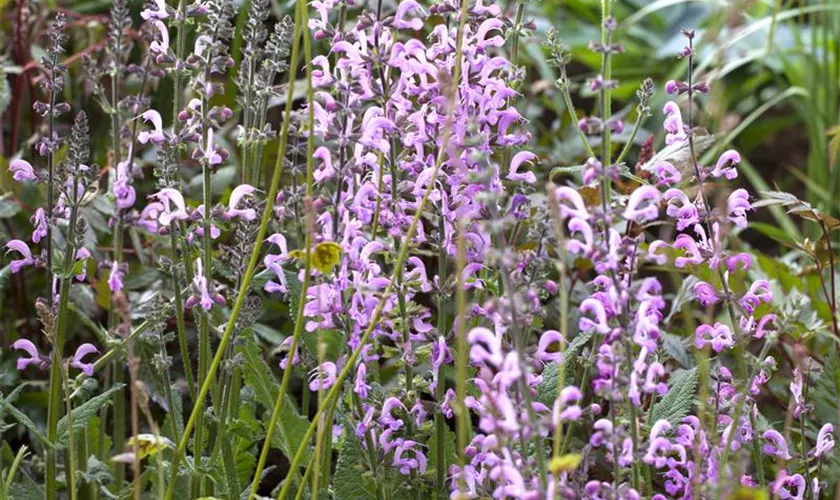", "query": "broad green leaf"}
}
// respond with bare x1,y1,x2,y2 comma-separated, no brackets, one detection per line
0,389,52,448
238,340,310,461
334,432,378,500
56,384,125,448
536,330,592,405
661,333,694,369
650,368,698,426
